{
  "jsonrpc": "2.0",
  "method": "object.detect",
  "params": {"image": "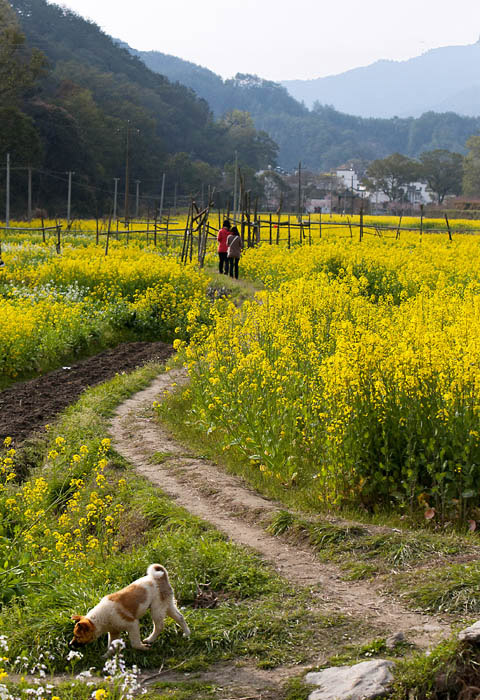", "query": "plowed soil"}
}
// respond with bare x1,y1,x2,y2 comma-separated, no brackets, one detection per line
0,341,172,443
